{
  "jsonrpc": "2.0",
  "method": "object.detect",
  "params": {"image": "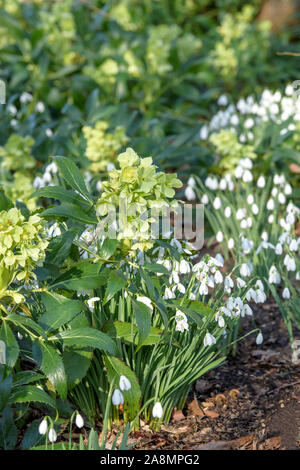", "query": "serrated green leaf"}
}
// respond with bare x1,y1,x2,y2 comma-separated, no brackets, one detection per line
9,385,56,409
